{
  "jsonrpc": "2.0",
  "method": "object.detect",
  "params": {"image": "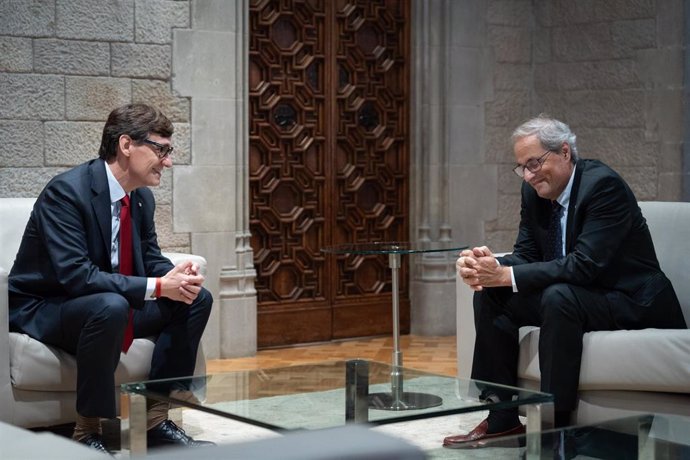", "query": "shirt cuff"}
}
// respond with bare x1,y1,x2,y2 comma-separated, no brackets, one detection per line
146,277,157,299
509,267,518,293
